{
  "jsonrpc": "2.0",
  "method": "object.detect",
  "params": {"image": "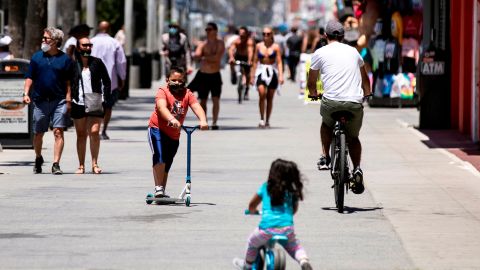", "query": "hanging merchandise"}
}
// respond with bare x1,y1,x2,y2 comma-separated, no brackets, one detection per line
384,38,401,74
391,11,404,44
401,37,420,73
